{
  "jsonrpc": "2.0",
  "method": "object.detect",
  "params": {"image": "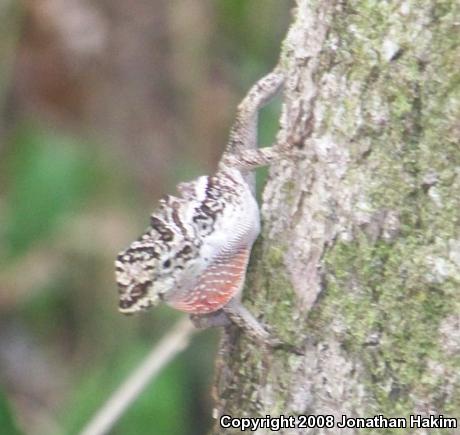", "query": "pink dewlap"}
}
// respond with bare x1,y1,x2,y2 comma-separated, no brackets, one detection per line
169,247,249,314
